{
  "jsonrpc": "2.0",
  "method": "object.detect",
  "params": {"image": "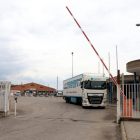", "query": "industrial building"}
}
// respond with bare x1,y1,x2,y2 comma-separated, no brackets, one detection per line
11,82,56,96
